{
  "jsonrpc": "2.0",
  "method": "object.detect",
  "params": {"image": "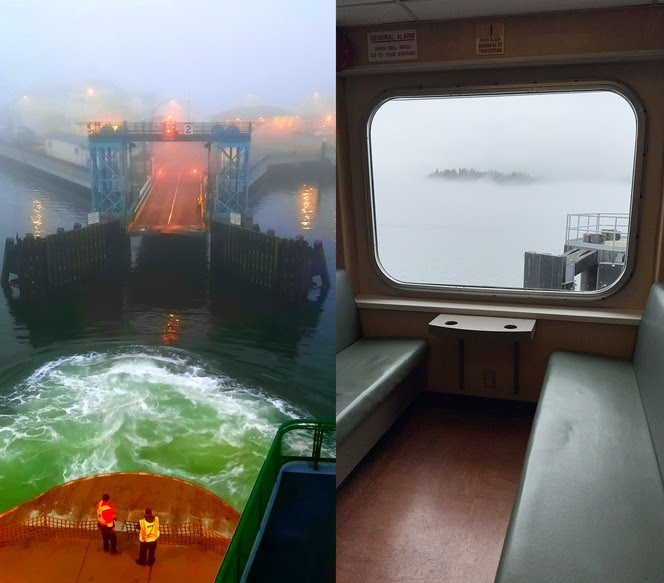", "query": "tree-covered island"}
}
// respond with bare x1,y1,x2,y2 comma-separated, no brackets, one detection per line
427,168,535,184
